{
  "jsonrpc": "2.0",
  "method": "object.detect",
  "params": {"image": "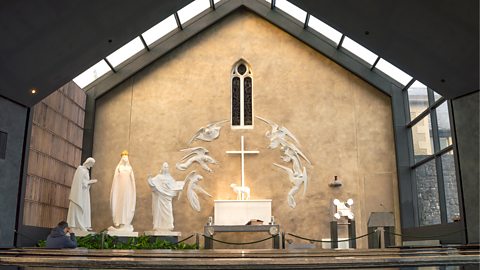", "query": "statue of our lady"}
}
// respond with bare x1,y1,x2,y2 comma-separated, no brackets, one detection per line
109,150,136,232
